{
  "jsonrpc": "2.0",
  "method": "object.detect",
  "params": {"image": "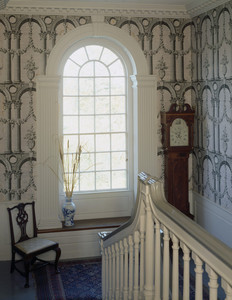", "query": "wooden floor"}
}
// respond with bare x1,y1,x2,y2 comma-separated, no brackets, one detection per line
0,261,36,300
